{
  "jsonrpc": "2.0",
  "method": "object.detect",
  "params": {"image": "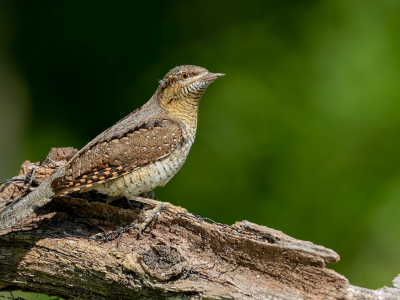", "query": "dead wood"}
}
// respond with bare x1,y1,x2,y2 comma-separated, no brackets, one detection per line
0,148,399,300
